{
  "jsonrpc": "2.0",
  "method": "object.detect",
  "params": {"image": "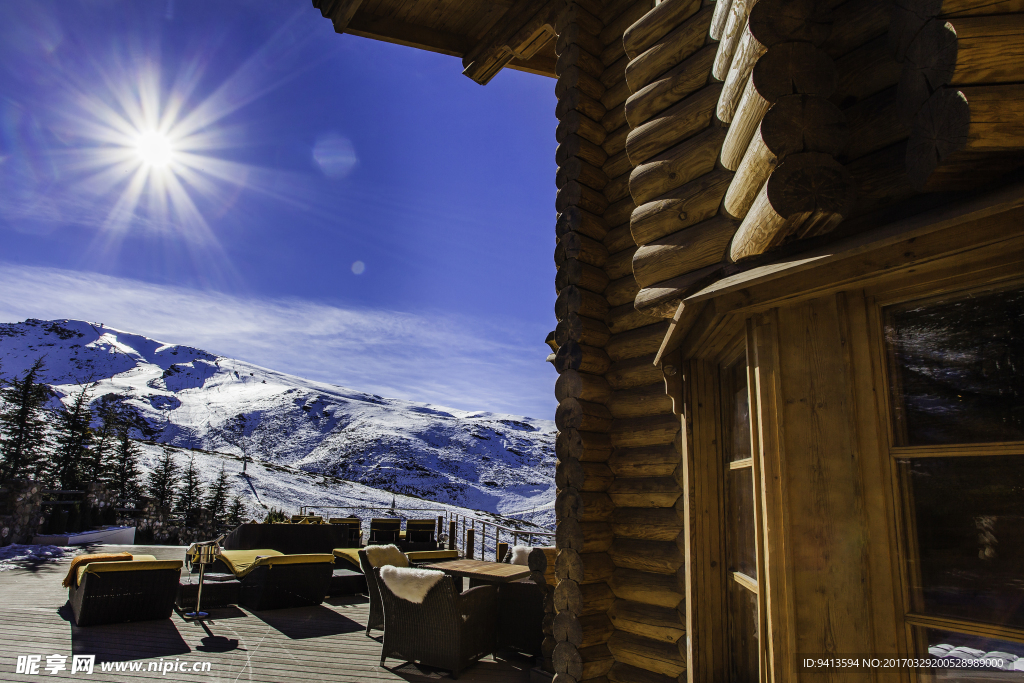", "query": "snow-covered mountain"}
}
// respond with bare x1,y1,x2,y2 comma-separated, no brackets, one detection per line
0,319,556,527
